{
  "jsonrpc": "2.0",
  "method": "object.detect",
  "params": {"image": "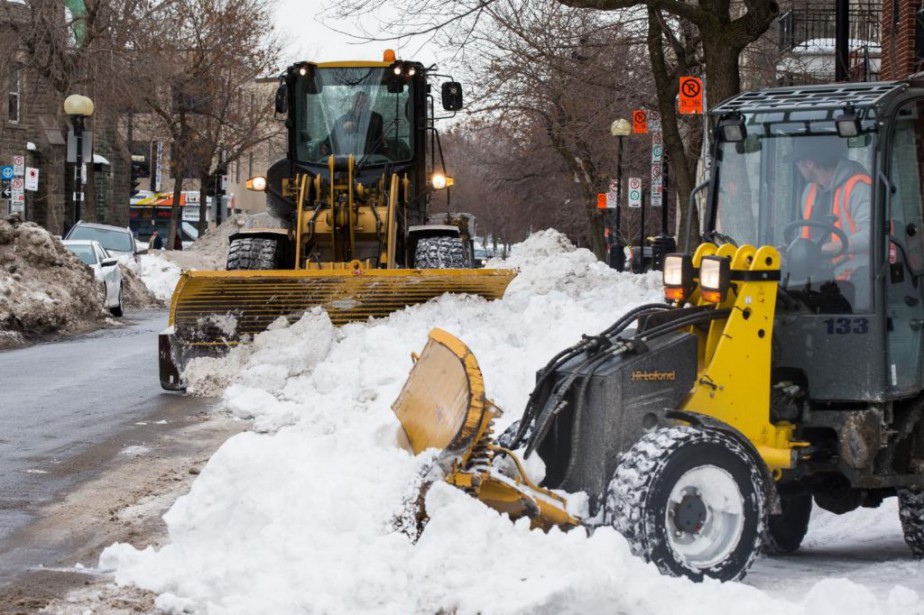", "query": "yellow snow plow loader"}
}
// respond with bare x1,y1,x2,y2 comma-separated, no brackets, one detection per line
159,52,515,390
394,78,924,583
